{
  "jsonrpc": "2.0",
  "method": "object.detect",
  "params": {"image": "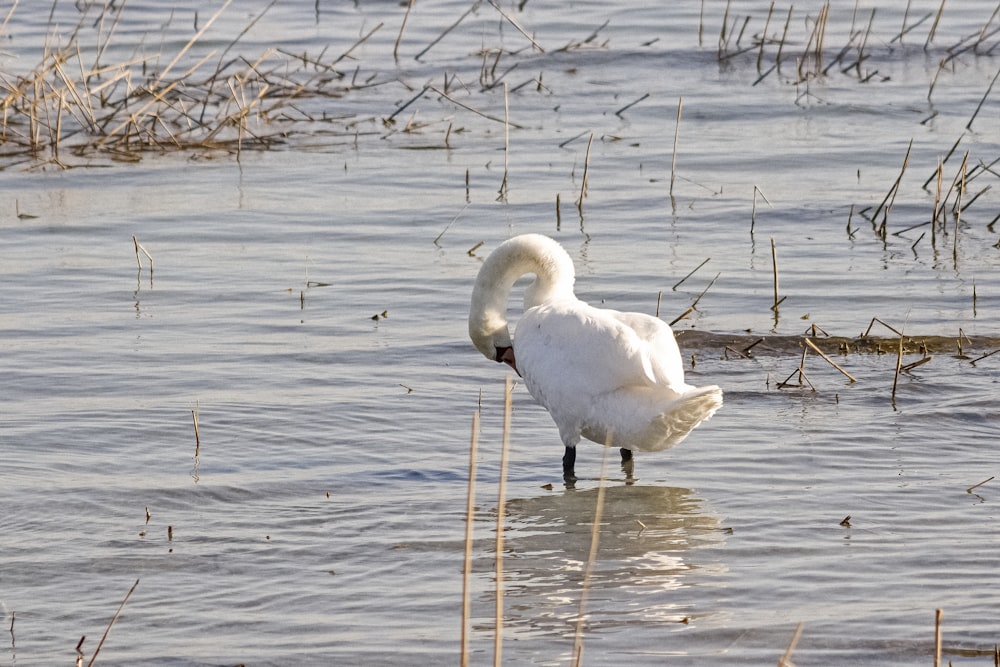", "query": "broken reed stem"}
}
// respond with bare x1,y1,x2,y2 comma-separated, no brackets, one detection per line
132,235,154,272
670,97,682,197
575,132,593,210
572,442,610,667
460,410,480,667
494,374,513,667
86,578,139,667
803,338,857,382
